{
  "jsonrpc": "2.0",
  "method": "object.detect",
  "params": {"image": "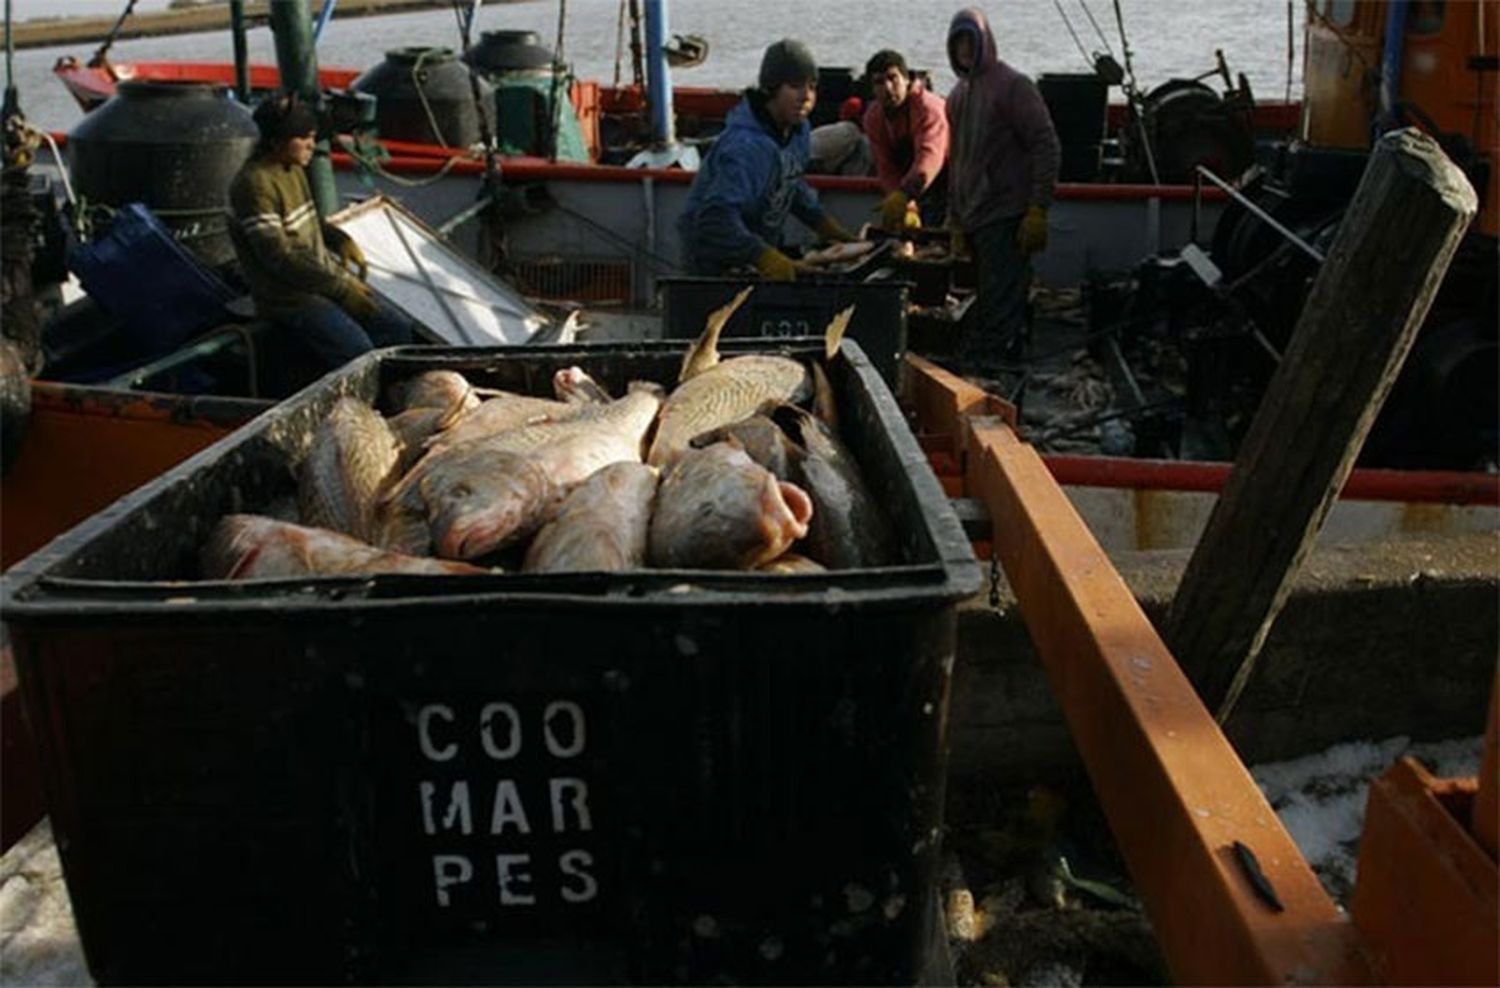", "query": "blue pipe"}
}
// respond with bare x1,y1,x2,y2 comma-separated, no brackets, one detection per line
312,0,338,46
644,0,675,145
1378,0,1409,133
